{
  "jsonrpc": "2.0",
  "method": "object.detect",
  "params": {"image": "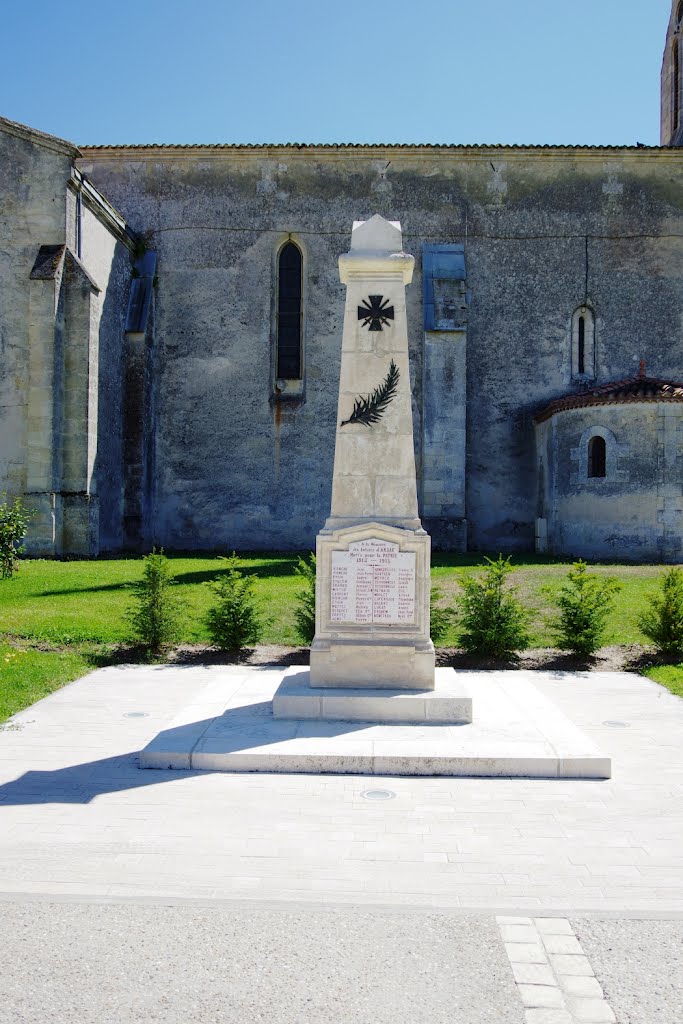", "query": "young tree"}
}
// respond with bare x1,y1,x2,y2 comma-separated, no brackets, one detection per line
0,494,35,579
455,555,530,658
293,553,316,645
639,567,683,660
550,560,621,657
206,554,264,652
128,549,183,655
